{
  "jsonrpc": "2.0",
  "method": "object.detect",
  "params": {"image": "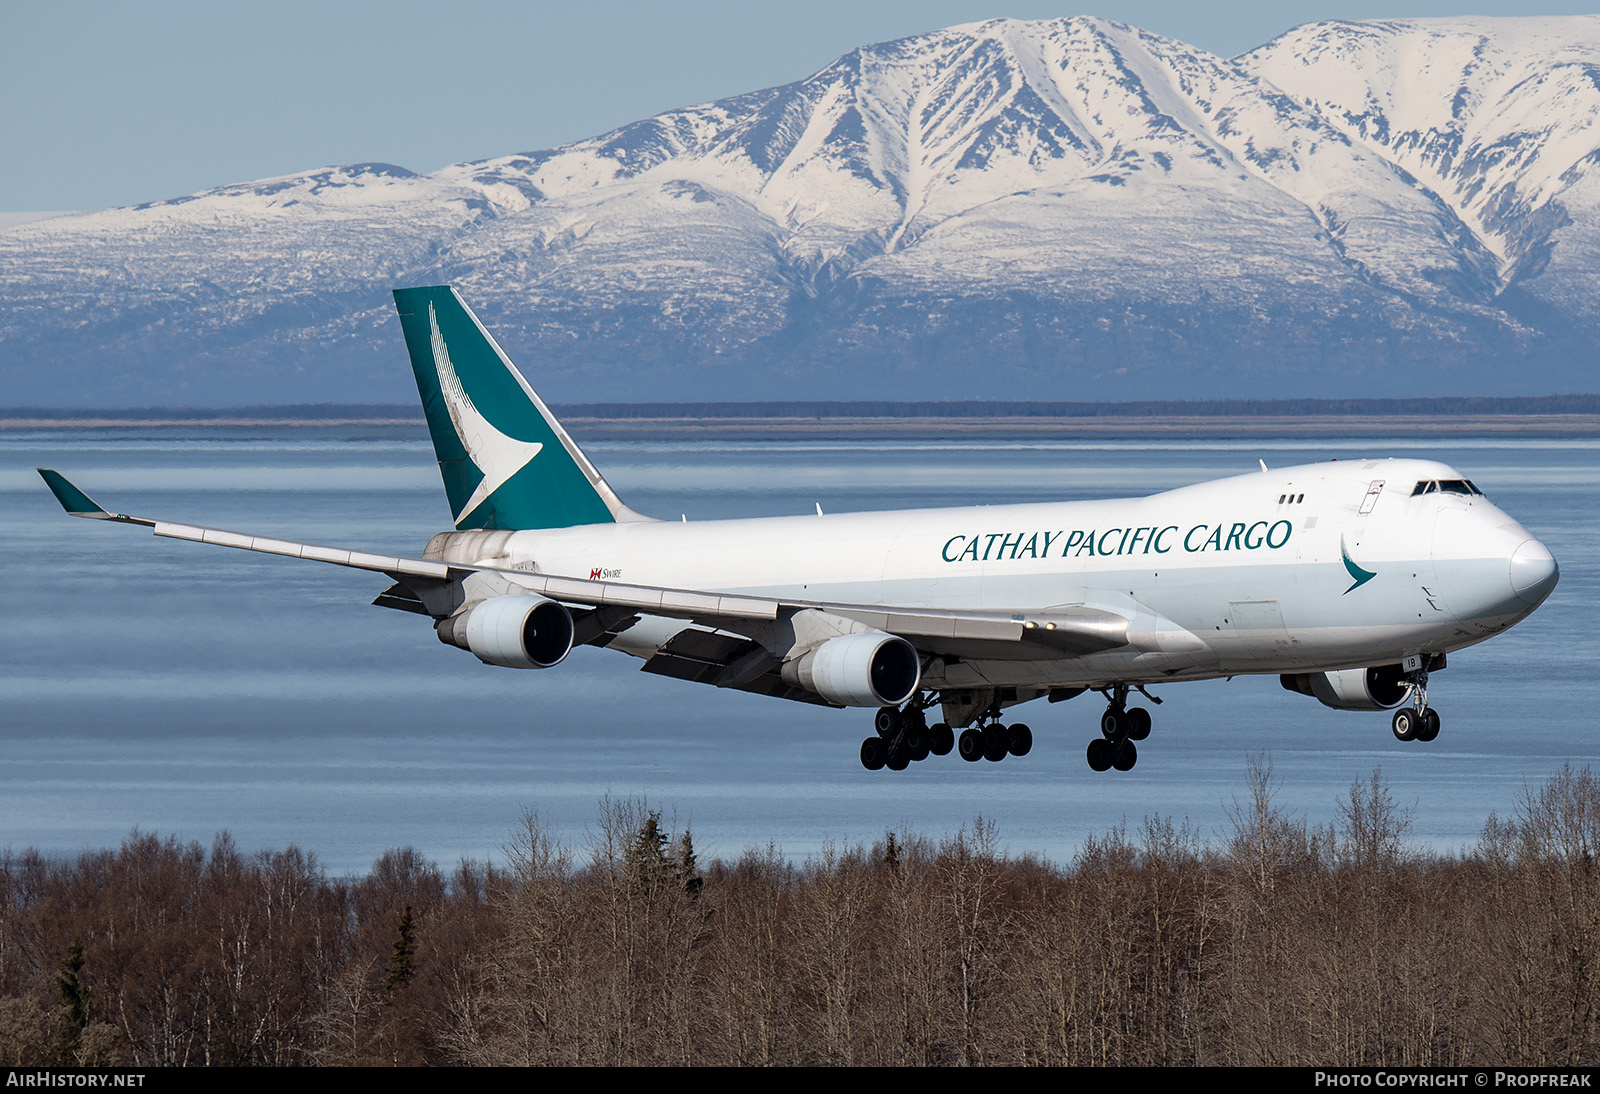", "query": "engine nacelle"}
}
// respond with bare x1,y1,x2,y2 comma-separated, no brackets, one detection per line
781,633,921,708
443,595,574,669
1280,665,1410,711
